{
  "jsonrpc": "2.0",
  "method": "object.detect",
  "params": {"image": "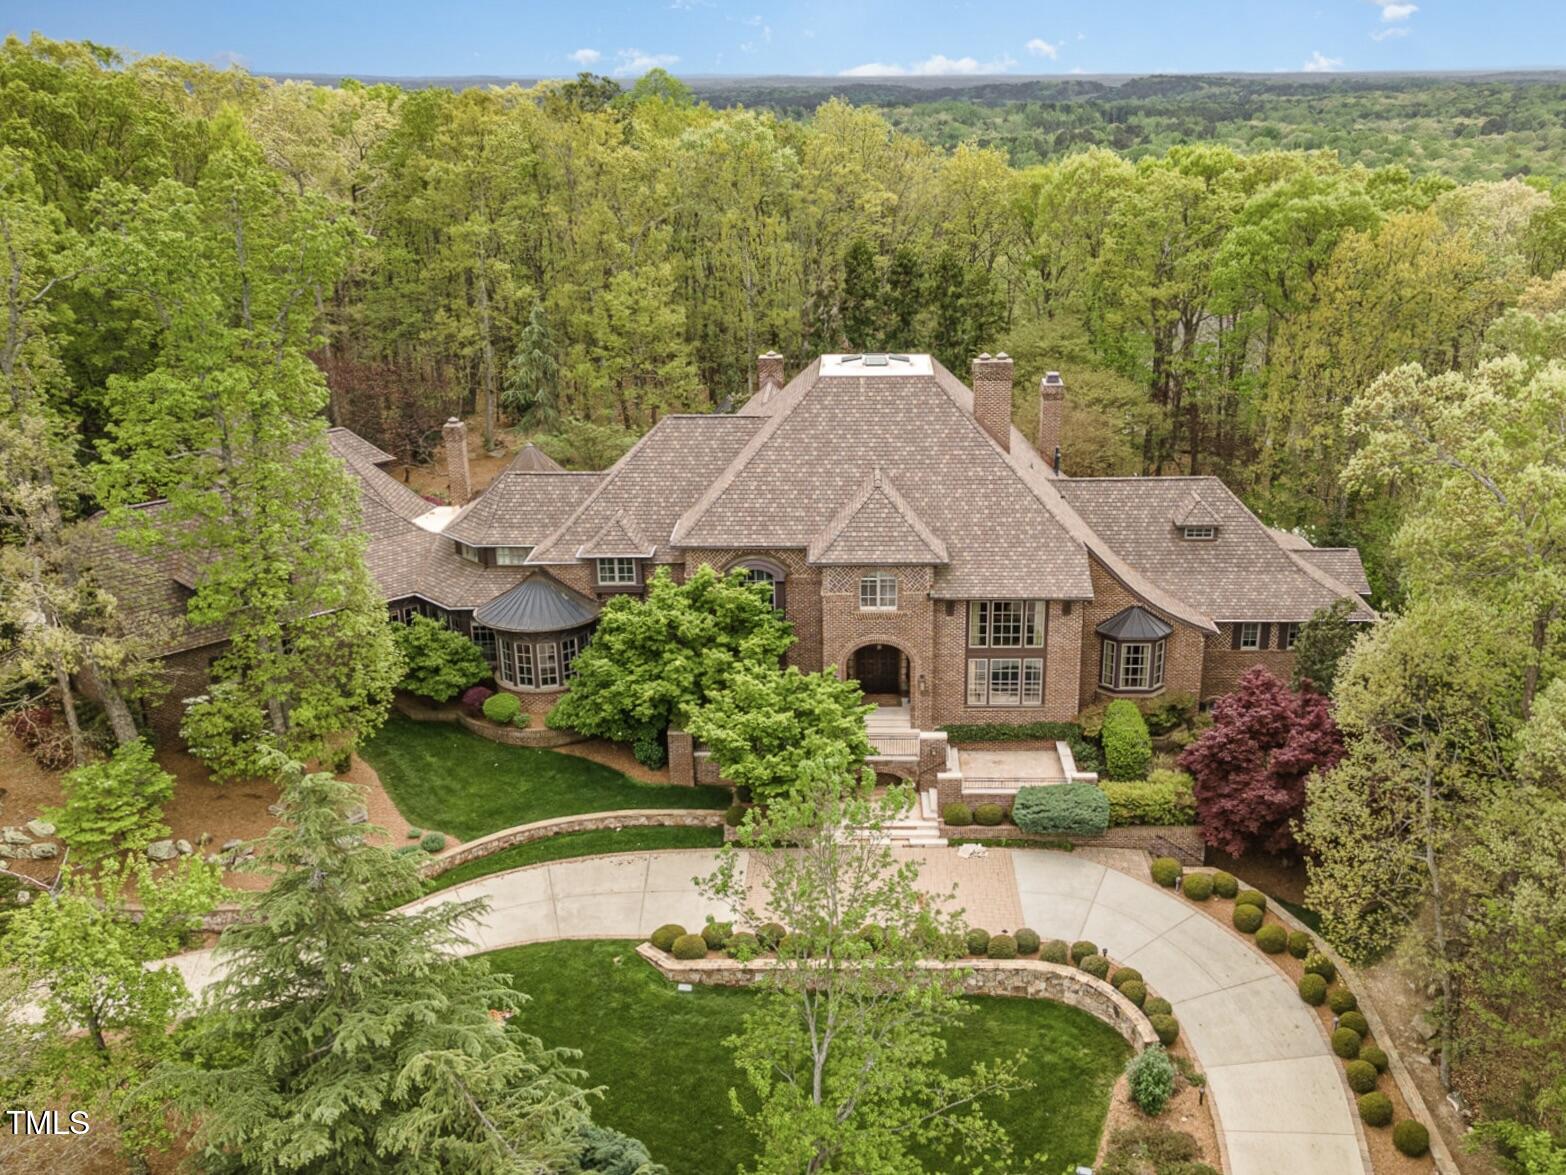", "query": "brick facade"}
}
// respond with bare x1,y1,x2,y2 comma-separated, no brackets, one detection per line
1200,623,1299,699
1077,556,1209,706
